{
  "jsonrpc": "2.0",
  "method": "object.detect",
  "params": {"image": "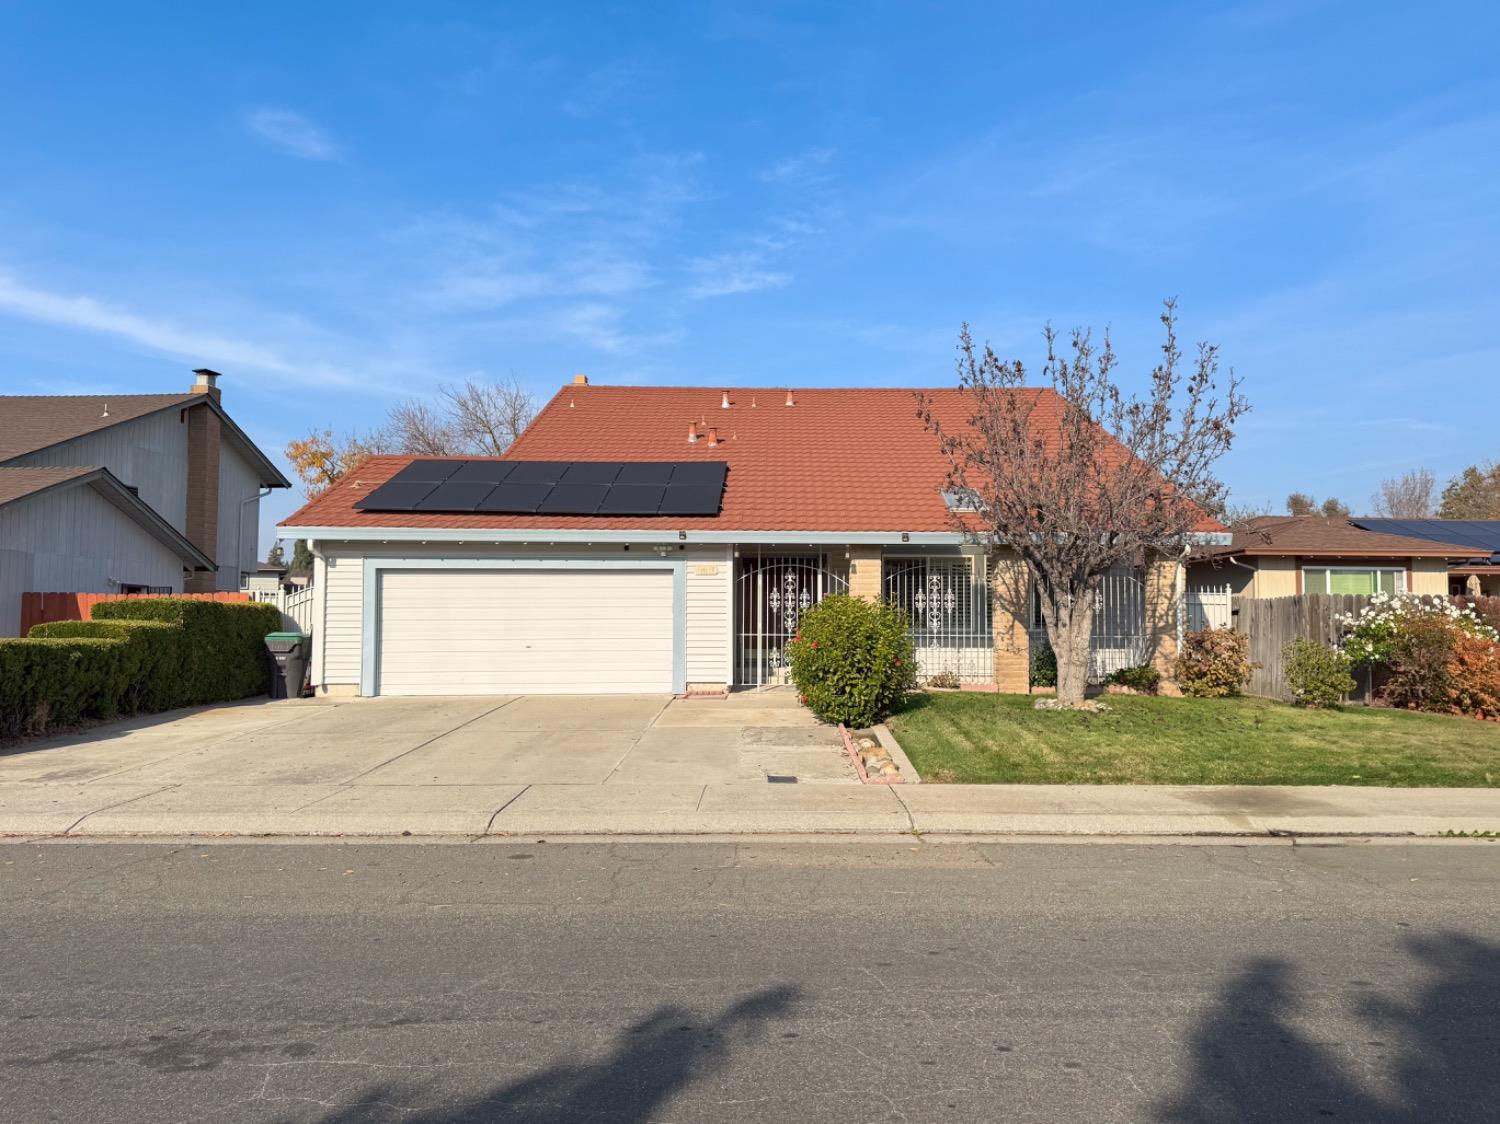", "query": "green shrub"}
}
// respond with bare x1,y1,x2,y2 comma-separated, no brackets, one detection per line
1030,643,1058,688
787,594,915,727
1175,627,1255,698
0,637,123,738
92,598,279,703
1282,638,1355,708
1382,612,1458,712
1107,664,1162,693
30,619,185,712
